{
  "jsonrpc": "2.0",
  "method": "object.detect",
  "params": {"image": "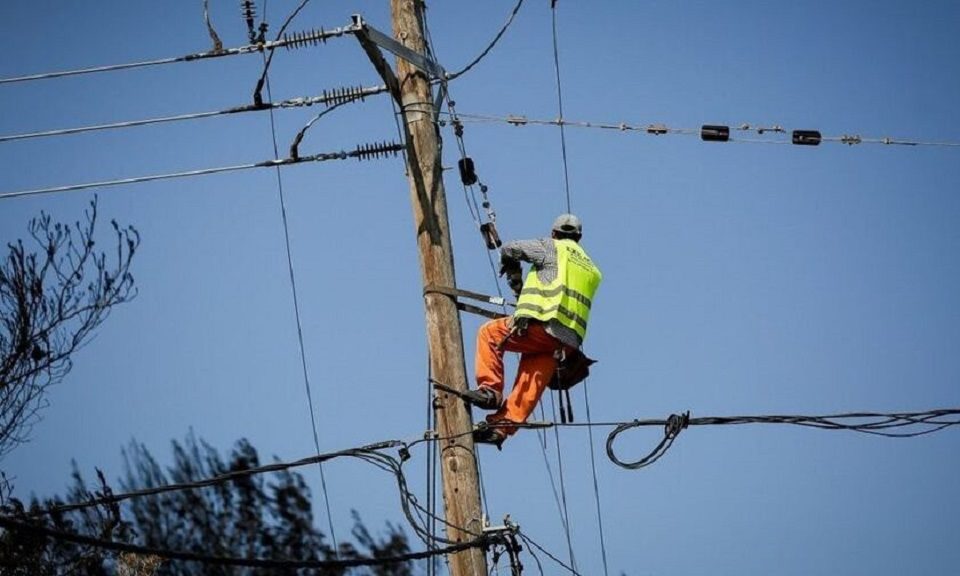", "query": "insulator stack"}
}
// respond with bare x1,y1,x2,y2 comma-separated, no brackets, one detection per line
282,28,329,50
241,1,258,44
320,86,369,106
353,141,404,161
